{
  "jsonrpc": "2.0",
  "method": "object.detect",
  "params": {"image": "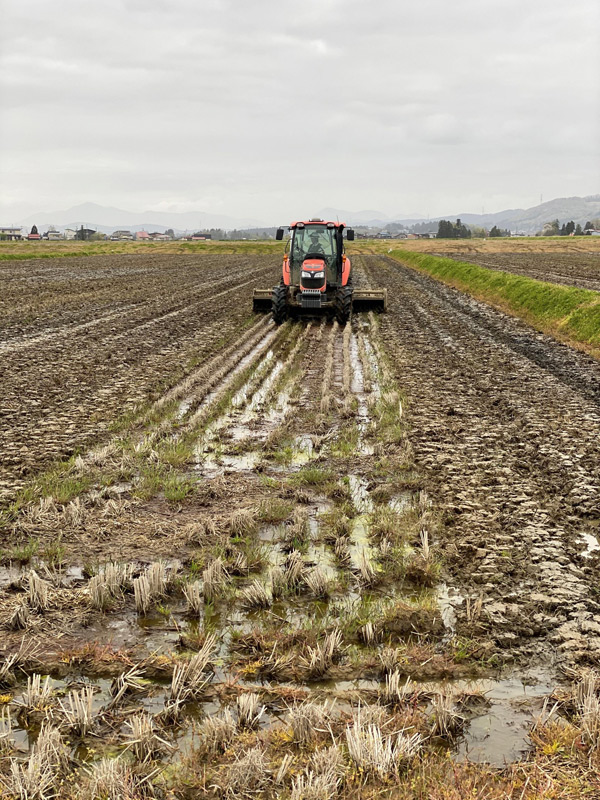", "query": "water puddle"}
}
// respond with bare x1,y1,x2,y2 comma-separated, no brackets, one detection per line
0,561,86,589
291,434,314,465
579,531,600,558
349,331,376,455
436,583,464,635
348,515,376,573
305,543,338,581
451,671,556,765
389,493,414,514
200,452,261,477
348,475,373,514
360,334,382,400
